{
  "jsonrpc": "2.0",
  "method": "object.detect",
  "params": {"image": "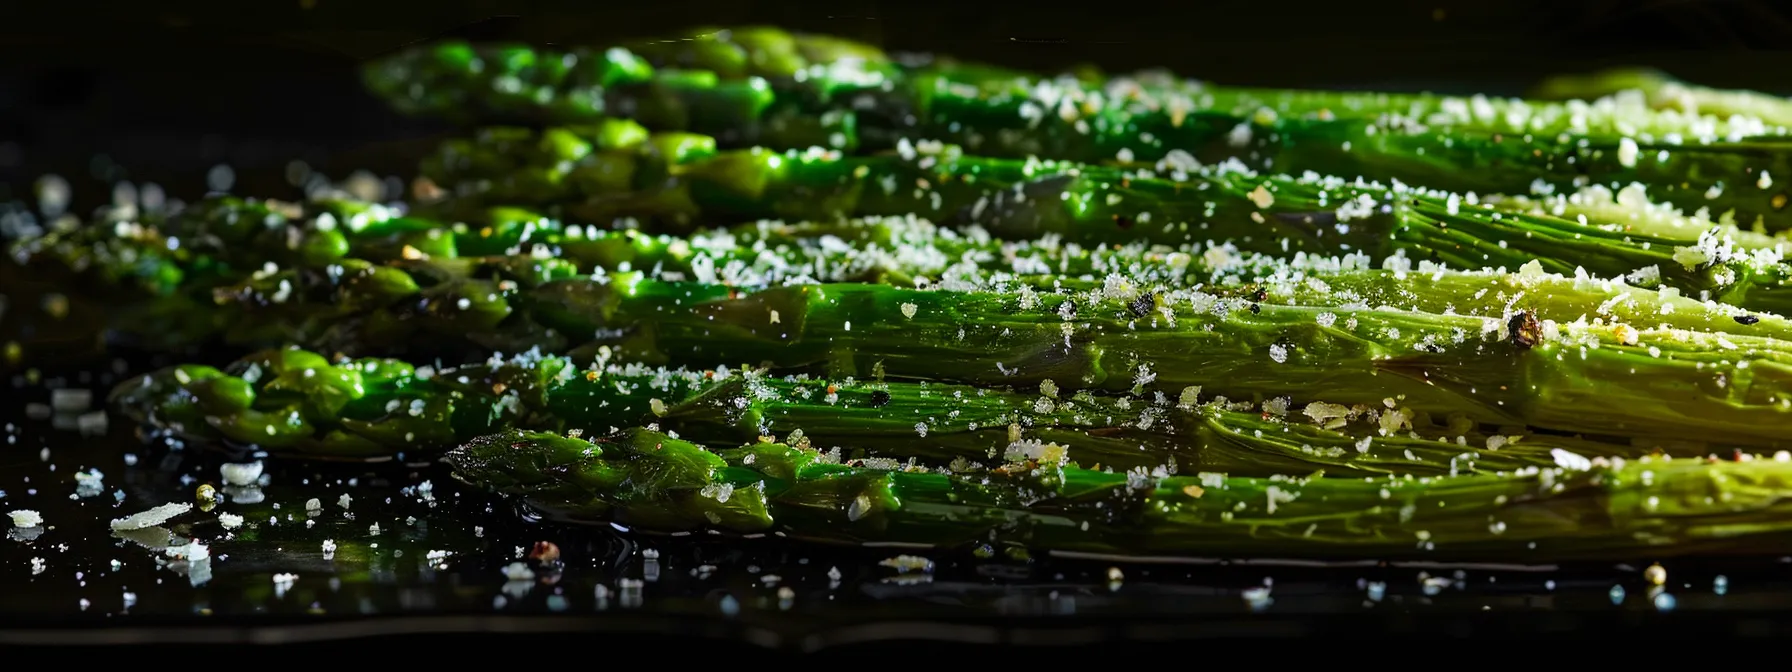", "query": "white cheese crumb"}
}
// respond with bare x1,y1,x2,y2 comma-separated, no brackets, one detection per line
1551,448,1592,471
502,562,536,581
217,513,244,530
1616,137,1639,168
8,510,43,528
337,494,352,508
110,502,192,531
1671,244,1709,270
220,461,263,487
1248,184,1275,209
900,302,918,319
